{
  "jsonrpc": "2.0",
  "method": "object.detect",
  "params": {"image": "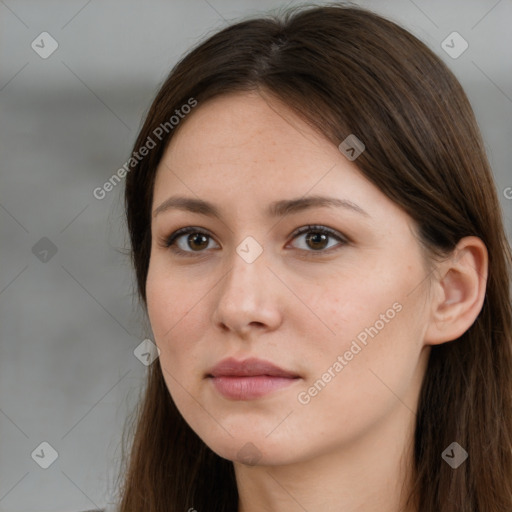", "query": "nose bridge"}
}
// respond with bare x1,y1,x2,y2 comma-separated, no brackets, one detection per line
221,239,268,304
212,238,280,332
